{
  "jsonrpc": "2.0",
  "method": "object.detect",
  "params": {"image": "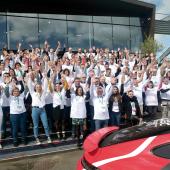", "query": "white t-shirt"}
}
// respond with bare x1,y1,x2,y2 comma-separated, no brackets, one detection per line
145,87,158,106
10,94,26,114
161,83,170,100
93,96,109,120
131,102,136,116
70,95,86,119
53,90,66,109
133,86,143,105
112,101,119,112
